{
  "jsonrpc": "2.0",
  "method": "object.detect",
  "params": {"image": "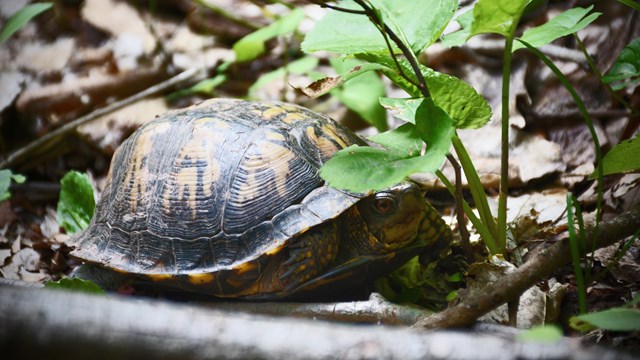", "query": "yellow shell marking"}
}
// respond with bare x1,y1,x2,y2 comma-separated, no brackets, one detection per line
265,131,286,141
281,111,305,124
235,140,297,203
306,125,341,159
321,124,349,148
262,106,287,120
146,273,175,281
163,117,225,219
234,261,257,275
265,242,286,255
126,121,172,212
188,272,215,285
261,141,297,198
